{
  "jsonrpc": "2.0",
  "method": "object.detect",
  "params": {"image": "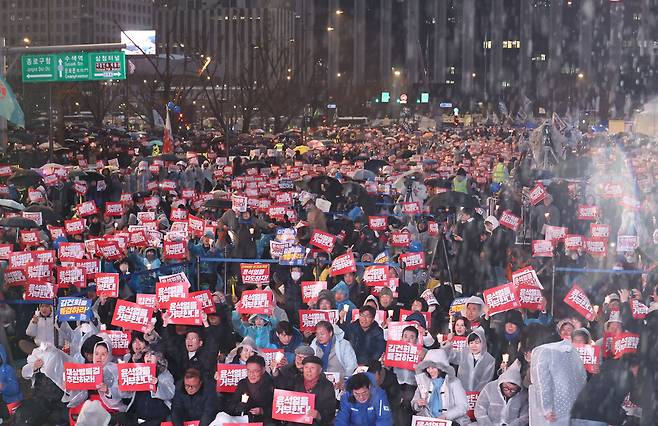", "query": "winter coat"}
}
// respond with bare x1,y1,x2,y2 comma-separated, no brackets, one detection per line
225,373,275,424
412,349,469,423
269,326,303,364
128,370,175,421
170,379,219,426
0,344,22,403
529,339,587,426
310,325,358,379
452,328,495,392
289,374,337,426
342,320,386,365
335,373,393,426
570,358,634,425
25,313,56,346
231,311,279,348
474,364,529,426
